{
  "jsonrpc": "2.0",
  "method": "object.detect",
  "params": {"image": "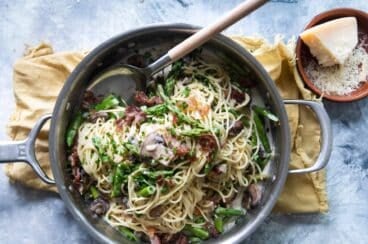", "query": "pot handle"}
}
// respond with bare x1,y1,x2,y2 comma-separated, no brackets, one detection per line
284,100,332,174
0,114,55,184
